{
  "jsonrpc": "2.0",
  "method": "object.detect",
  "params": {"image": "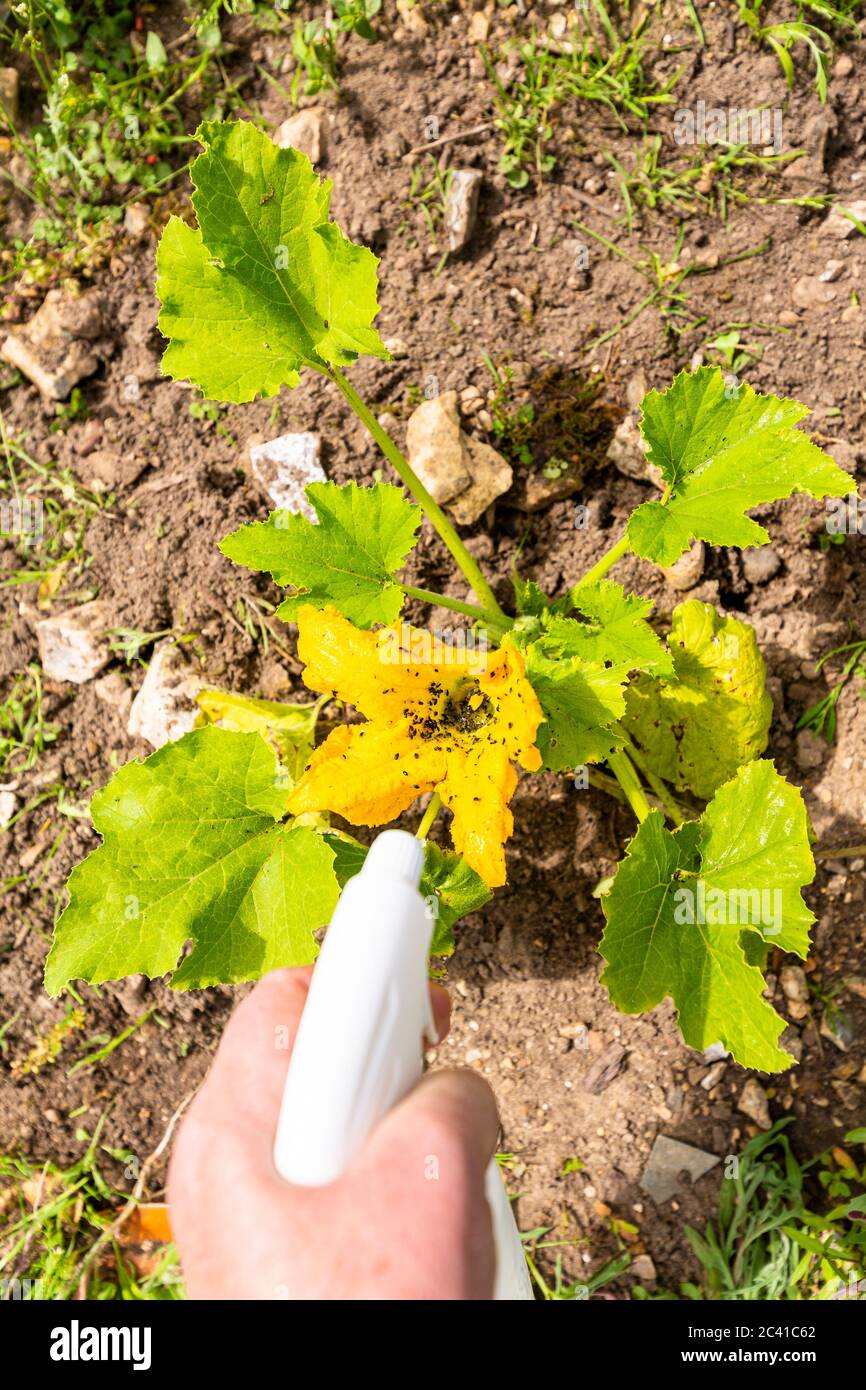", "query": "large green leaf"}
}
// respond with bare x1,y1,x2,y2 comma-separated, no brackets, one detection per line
220,481,421,628
699,761,813,959
624,600,772,799
156,119,388,403
195,689,323,788
549,579,673,676
521,644,628,771
599,761,815,1071
628,367,855,566
45,728,340,994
